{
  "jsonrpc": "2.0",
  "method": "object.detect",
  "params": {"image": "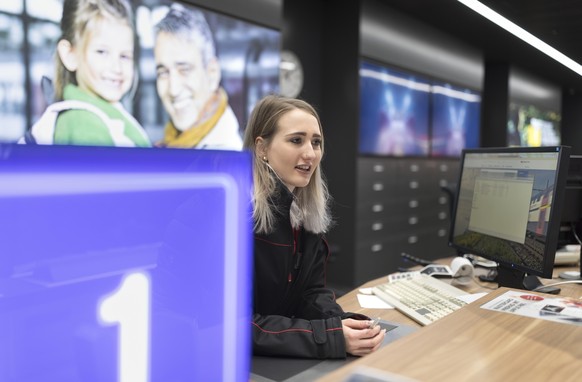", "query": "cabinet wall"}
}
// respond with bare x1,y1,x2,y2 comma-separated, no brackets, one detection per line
352,157,460,284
